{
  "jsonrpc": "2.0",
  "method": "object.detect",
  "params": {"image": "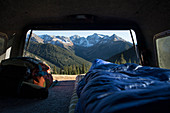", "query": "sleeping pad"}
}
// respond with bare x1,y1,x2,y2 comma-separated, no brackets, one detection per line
75,59,170,113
